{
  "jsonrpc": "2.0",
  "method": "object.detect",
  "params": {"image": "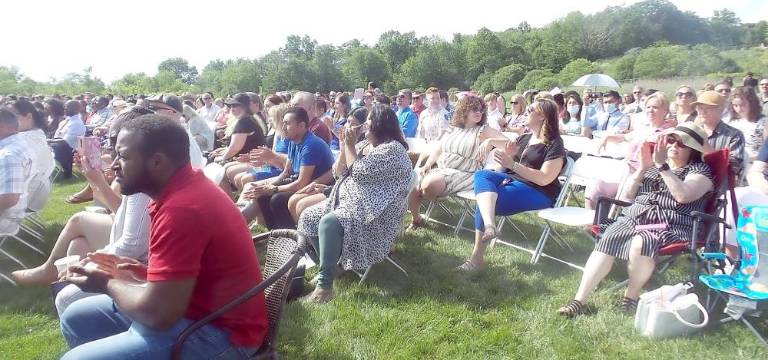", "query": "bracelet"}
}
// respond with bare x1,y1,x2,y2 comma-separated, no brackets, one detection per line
510,162,519,173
